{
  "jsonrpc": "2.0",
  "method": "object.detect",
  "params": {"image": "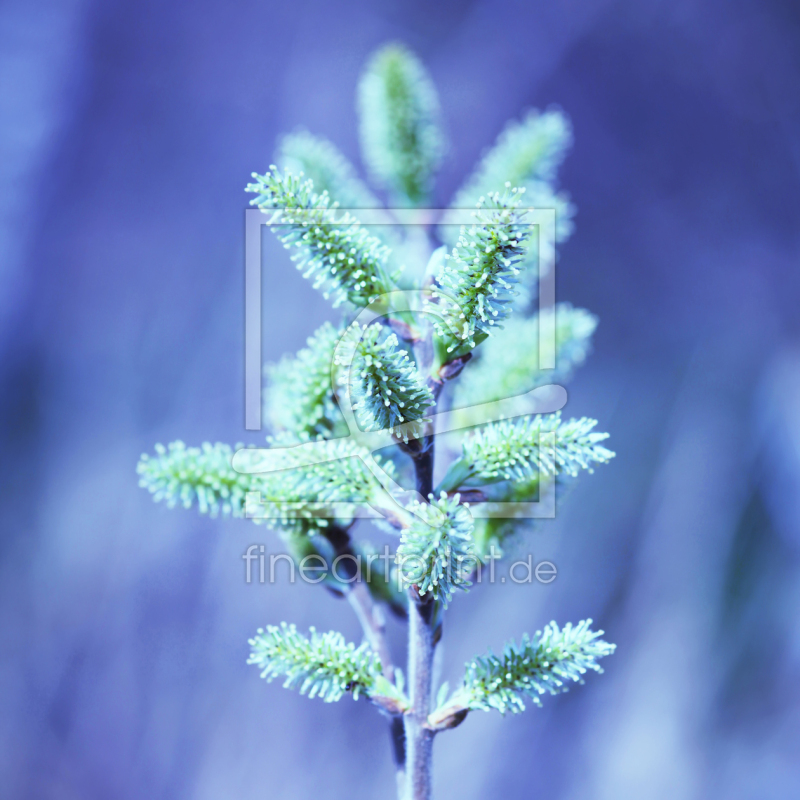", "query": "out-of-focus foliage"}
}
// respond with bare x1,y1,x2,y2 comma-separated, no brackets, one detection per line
358,43,445,206
264,321,346,441
276,130,381,210
453,303,597,413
